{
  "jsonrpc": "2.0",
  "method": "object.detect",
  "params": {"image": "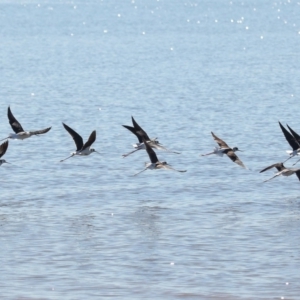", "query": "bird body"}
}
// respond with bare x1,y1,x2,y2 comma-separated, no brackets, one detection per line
286,149,300,156
0,106,51,141
278,122,300,162
122,116,180,157
60,123,98,162
201,132,246,168
134,137,186,175
0,140,10,166
260,162,300,182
